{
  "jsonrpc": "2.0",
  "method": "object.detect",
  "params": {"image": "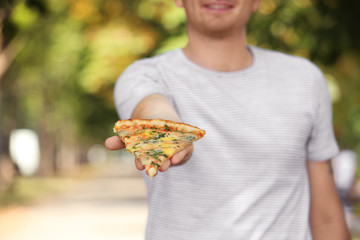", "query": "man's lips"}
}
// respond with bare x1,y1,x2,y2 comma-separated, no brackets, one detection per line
203,2,234,12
